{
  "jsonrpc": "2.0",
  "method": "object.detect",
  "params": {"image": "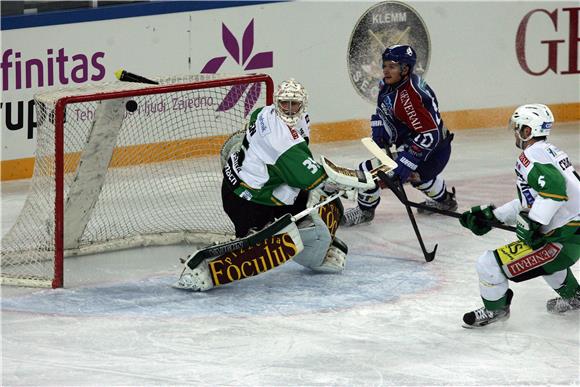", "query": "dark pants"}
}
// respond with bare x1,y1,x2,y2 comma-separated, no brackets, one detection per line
414,134,453,183
221,180,309,238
